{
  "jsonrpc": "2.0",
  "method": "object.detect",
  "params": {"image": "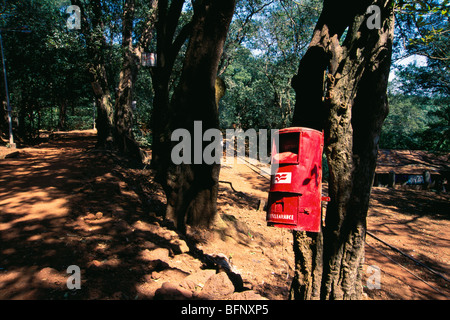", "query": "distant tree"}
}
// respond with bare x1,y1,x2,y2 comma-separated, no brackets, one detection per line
422,98,450,151
0,0,92,142
72,0,116,148
114,0,158,162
